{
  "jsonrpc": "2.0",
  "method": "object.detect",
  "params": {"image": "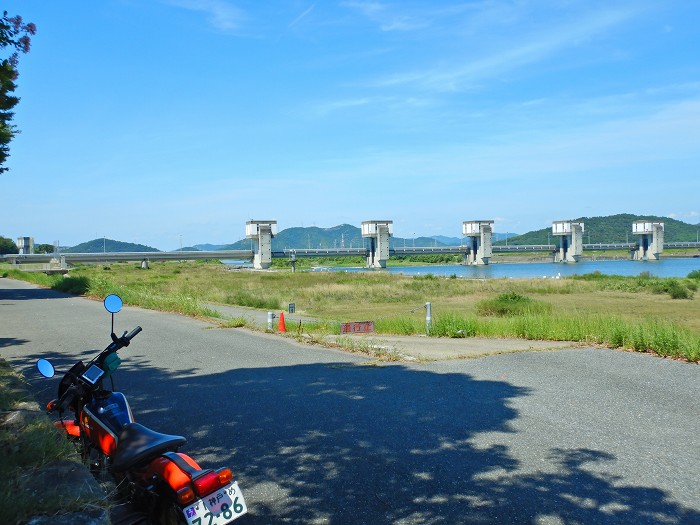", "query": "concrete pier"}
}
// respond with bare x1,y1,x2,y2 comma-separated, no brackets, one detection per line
552,221,584,262
16,237,34,255
362,220,393,268
632,221,664,260
246,220,278,269
462,220,493,265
